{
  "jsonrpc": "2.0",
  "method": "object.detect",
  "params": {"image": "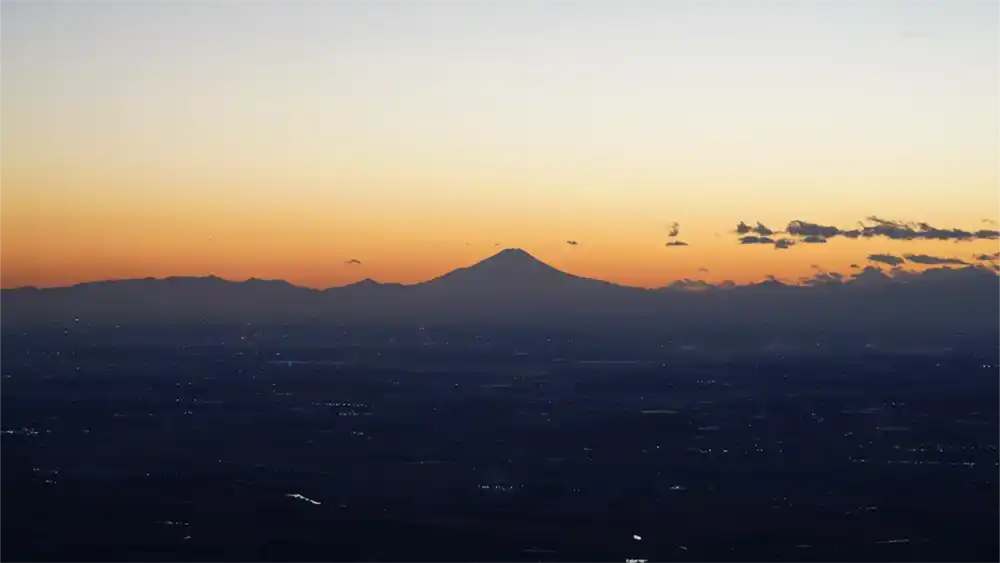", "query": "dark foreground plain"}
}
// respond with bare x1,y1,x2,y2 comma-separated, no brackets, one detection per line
2,326,998,562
